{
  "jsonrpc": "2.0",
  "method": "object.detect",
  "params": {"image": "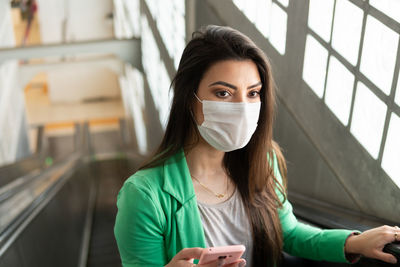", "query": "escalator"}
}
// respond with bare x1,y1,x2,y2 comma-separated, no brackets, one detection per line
85,159,135,267
0,120,144,267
